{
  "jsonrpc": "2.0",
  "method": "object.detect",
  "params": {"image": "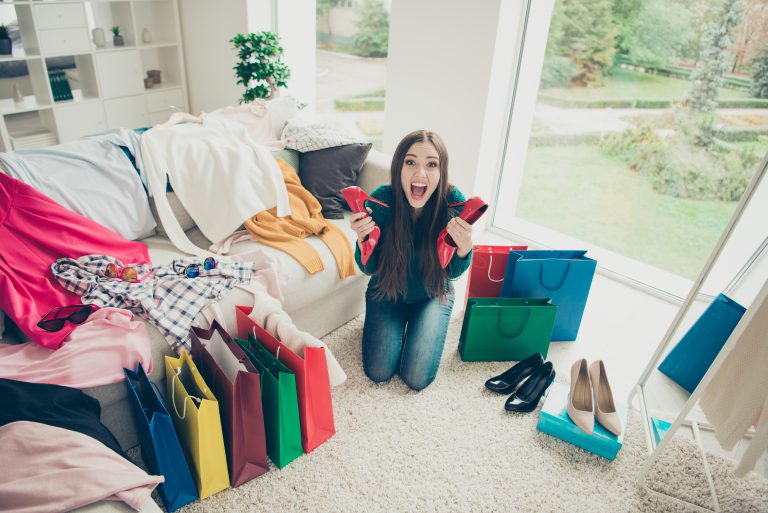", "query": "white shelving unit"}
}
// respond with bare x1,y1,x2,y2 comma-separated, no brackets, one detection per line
0,0,188,151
